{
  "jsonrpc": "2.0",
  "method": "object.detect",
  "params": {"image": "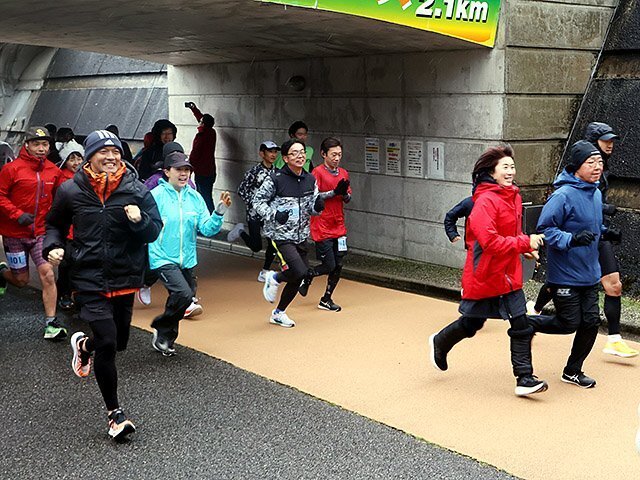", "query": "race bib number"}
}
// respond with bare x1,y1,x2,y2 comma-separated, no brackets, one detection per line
288,206,300,222
337,236,348,252
6,251,27,269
